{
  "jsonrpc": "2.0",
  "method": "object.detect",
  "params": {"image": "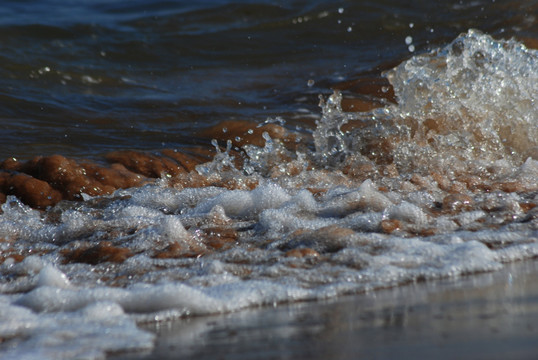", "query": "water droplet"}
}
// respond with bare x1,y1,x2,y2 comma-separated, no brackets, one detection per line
38,66,51,75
